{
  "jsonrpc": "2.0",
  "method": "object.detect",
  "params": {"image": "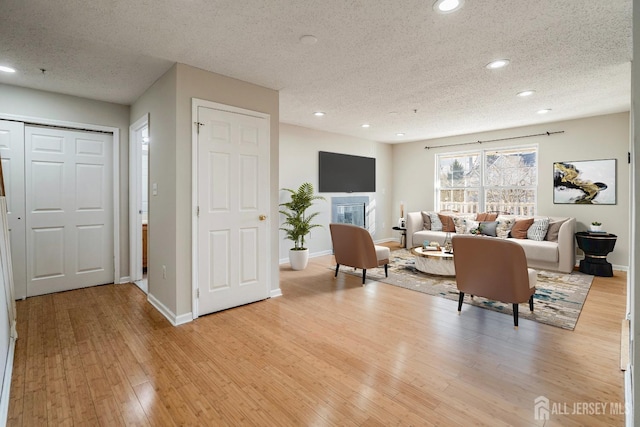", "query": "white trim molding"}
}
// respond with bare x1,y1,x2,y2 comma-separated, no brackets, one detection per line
0,113,122,285
147,293,193,326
